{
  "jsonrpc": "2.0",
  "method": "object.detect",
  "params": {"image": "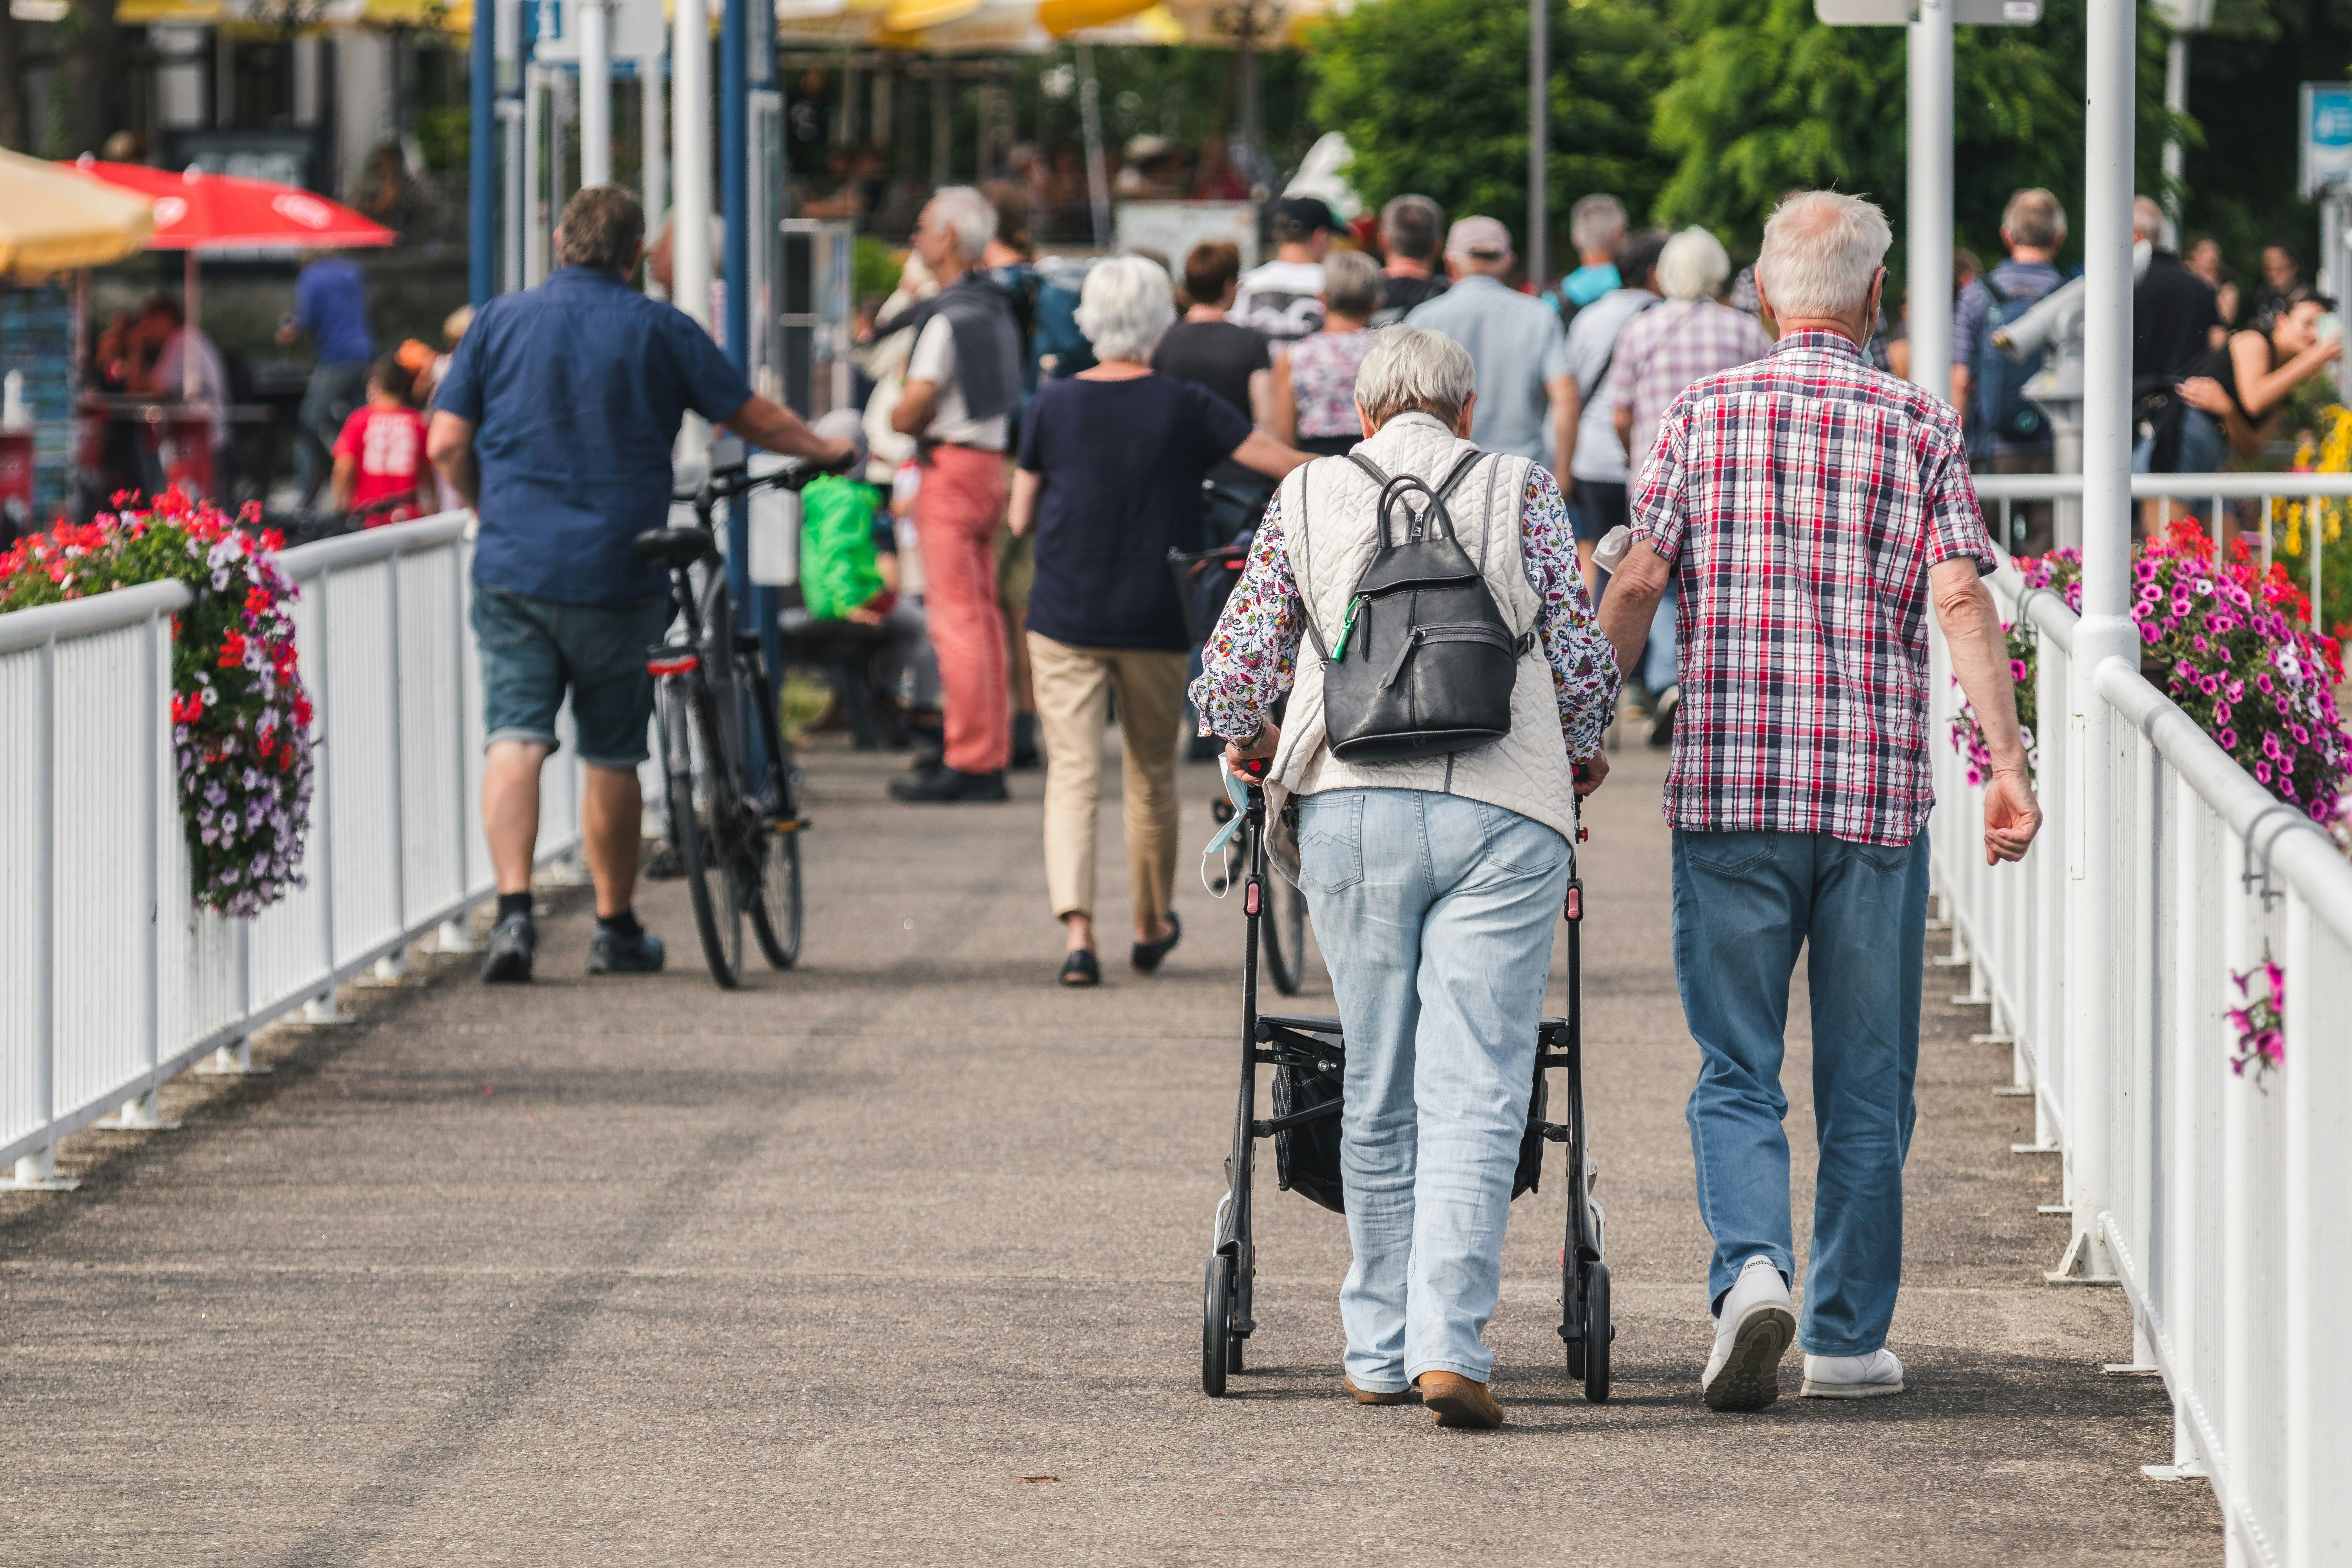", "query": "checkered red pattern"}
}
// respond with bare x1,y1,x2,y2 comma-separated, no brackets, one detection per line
1628,329,1996,846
